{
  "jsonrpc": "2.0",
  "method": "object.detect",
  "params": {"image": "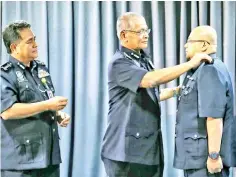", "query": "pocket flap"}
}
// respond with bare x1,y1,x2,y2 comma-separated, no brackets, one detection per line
14,133,43,147
125,128,160,139
184,132,207,140
18,82,35,91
